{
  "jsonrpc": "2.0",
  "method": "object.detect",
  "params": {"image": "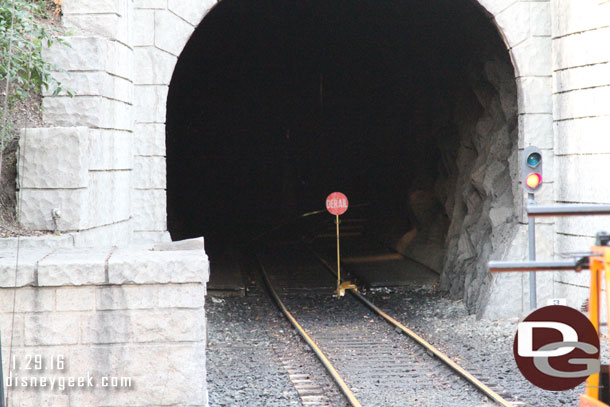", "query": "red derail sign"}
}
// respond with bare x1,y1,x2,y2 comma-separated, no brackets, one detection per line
326,192,349,216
